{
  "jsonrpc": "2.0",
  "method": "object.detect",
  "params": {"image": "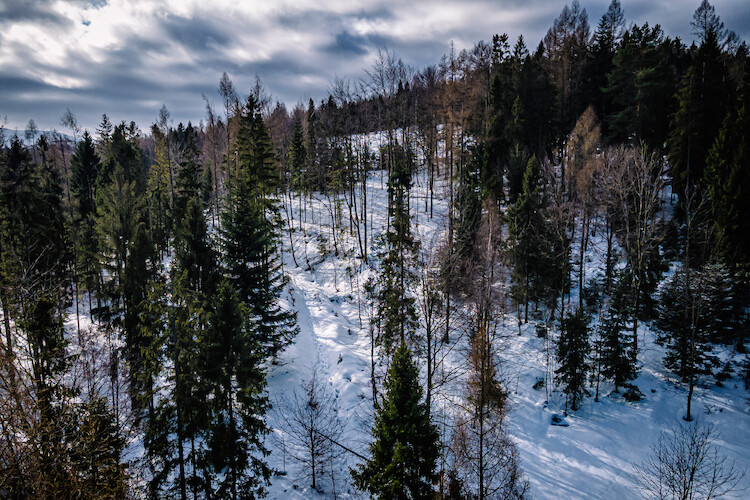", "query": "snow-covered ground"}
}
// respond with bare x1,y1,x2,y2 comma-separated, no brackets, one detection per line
263,158,750,499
